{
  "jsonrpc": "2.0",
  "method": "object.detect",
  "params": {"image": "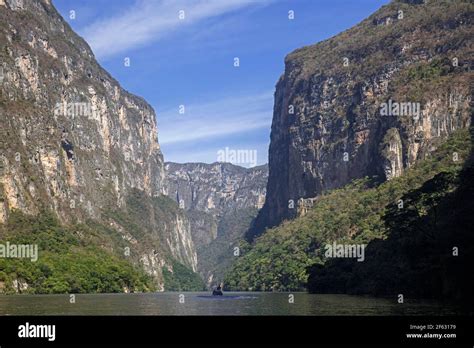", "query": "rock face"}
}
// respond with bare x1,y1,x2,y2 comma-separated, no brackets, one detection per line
0,0,197,288
165,162,267,285
247,0,472,240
